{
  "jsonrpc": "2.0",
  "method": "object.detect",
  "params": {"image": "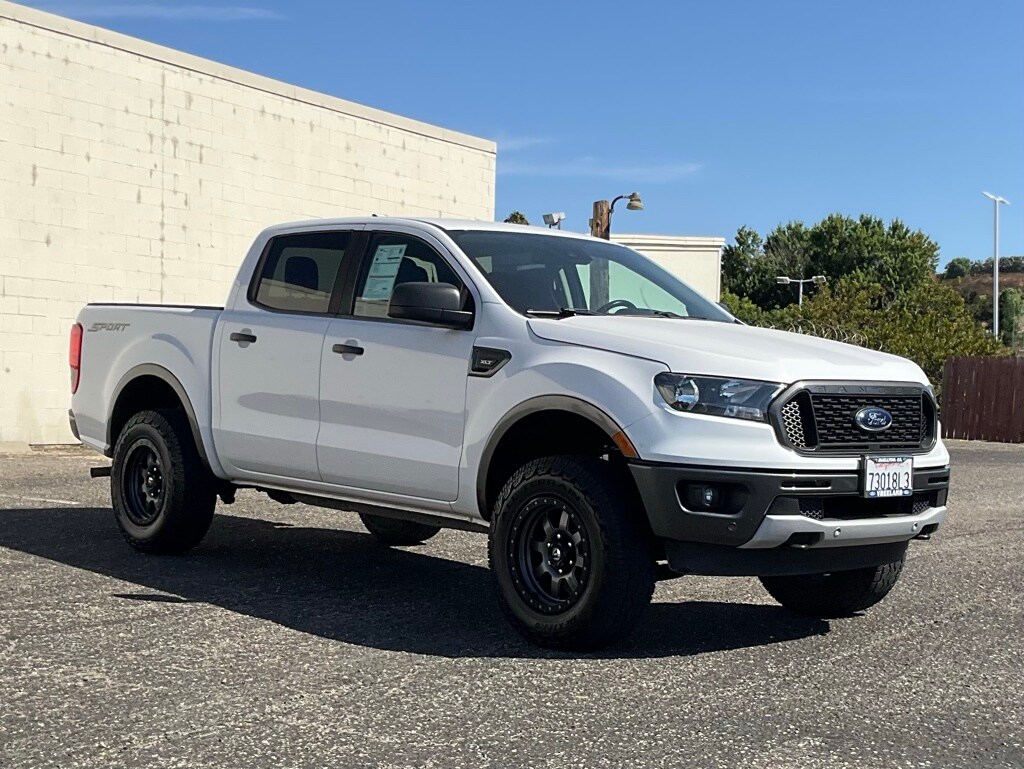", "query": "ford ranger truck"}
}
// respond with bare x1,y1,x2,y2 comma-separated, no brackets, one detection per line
69,218,950,650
